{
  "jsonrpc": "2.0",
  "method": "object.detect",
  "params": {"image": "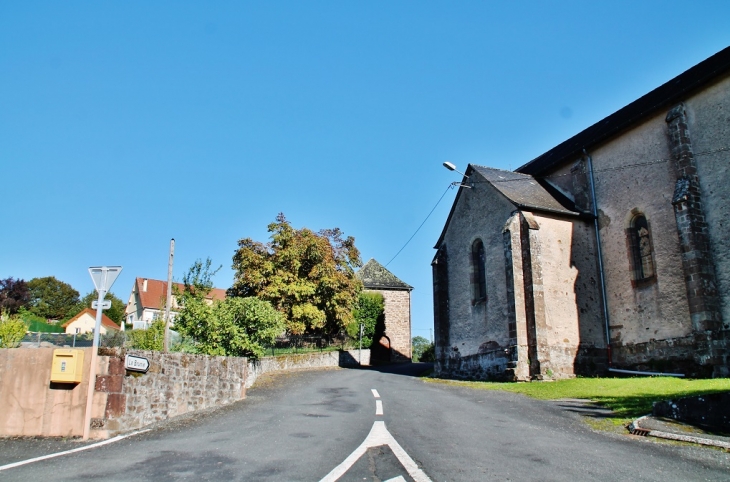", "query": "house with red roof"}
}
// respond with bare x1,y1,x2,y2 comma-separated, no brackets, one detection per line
62,308,120,335
125,277,226,330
